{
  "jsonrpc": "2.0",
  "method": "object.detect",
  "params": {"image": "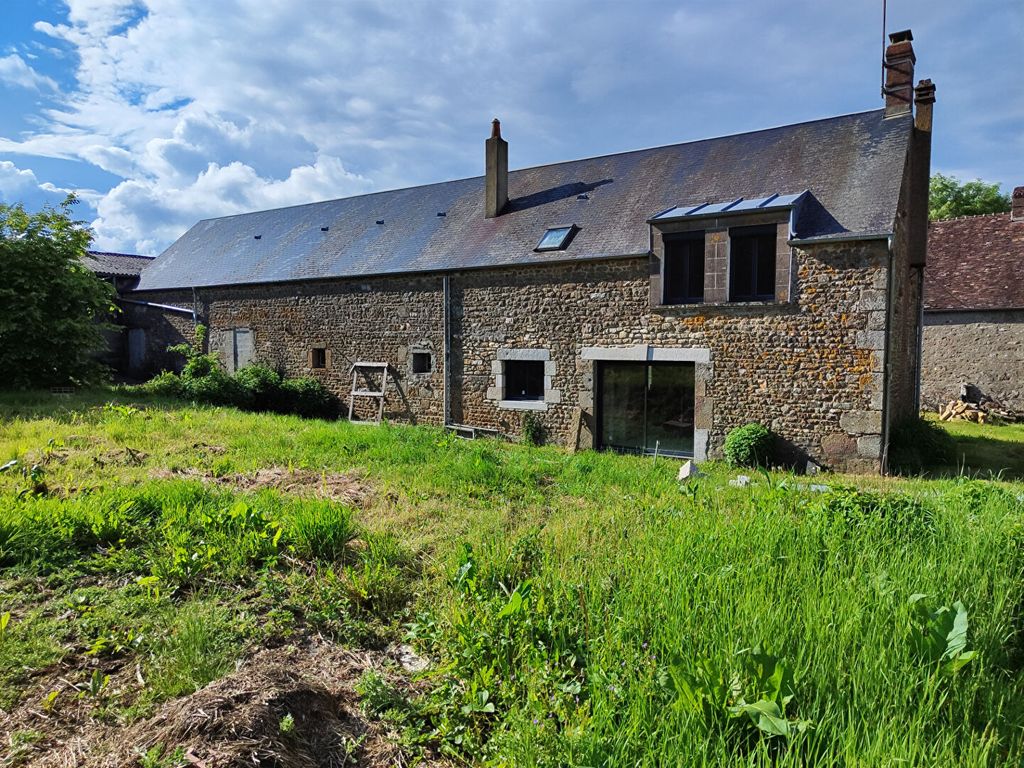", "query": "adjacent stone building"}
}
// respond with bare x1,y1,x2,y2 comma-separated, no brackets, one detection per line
921,187,1024,413
125,32,934,472
81,250,155,373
